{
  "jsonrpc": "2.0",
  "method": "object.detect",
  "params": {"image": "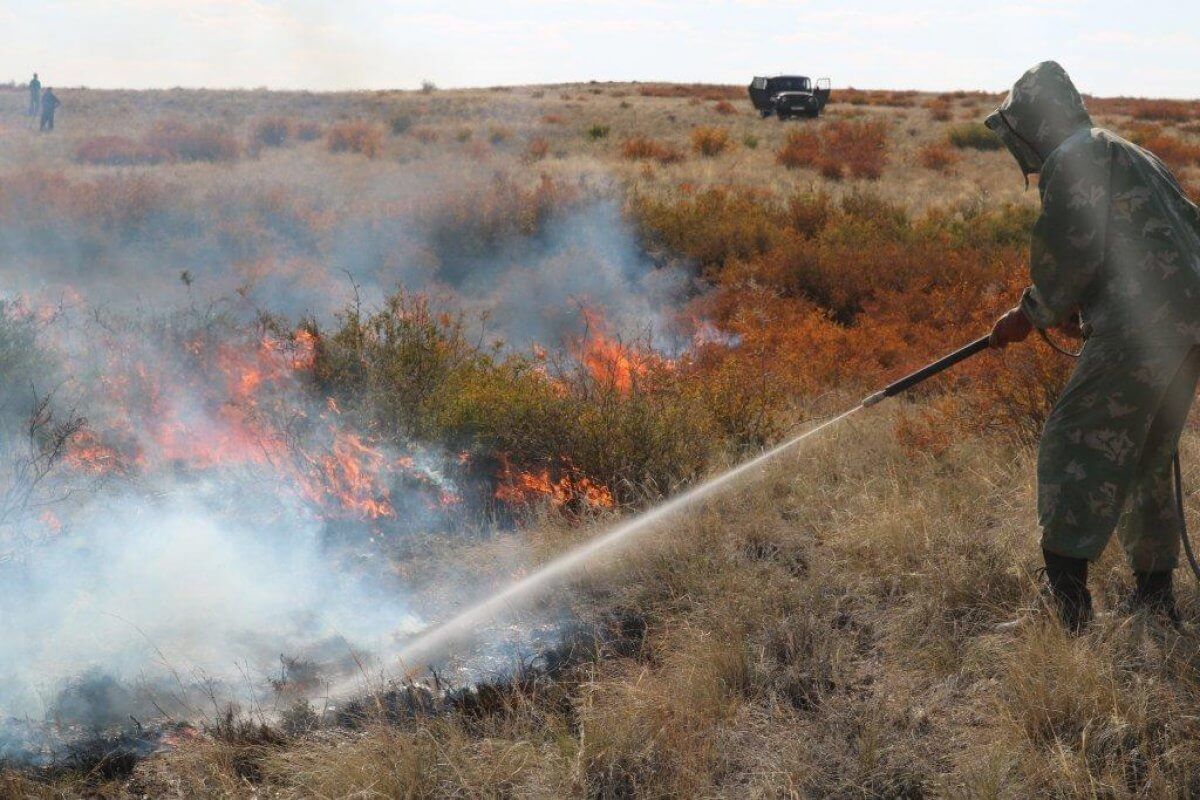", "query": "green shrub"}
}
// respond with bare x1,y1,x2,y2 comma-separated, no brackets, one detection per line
587,124,611,140
946,122,1002,150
